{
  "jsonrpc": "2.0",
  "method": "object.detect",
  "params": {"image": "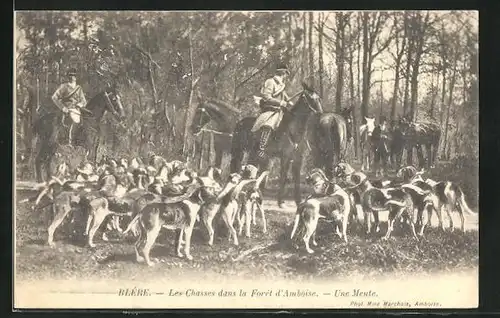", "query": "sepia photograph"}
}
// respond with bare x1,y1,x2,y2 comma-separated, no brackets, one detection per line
13,10,478,309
